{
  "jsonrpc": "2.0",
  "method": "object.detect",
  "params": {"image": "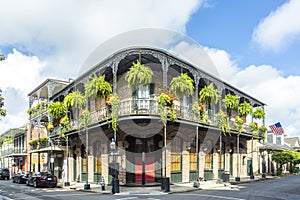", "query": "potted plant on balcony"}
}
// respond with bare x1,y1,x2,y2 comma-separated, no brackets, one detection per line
222,94,239,119
259,125,267,141
58,115,71,140
216,110,230,136
27,108,33,116
47,122,54,133
192,102,206,123
252,107,265,119
238,101,253,122
250,122,259,138
78,109,92,131
157,92,177,125
29,139,38,149
199,83,220,122
64,90,86,109
125,60,153,88
39,136,48,147
48,101,66,120
105,93,120,131
85,74,112,98
170,73,194,98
